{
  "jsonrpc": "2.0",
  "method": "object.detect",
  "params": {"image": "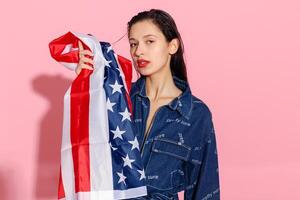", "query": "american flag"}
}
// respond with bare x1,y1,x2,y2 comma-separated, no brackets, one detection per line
49,31,147,200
